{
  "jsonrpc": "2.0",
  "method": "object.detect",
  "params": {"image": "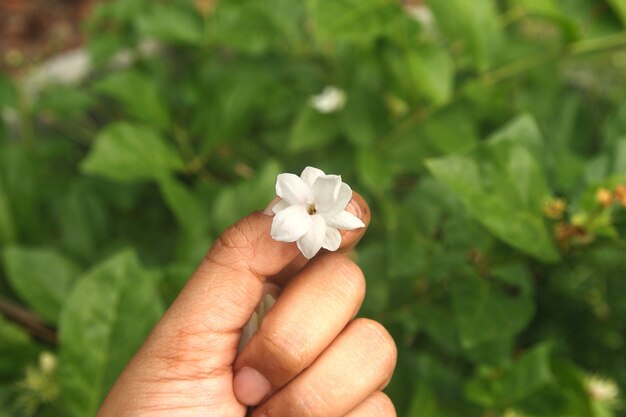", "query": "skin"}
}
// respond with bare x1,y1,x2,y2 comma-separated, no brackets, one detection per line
97,193,397,417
